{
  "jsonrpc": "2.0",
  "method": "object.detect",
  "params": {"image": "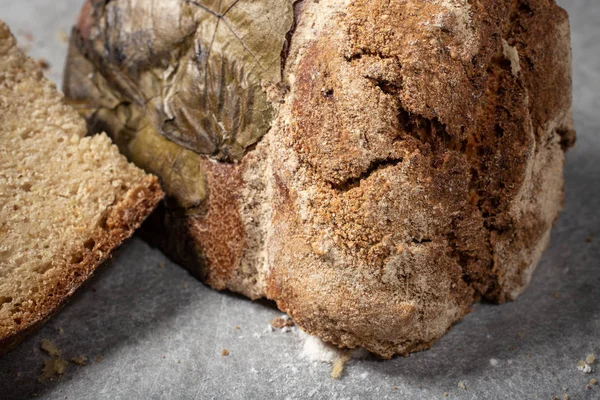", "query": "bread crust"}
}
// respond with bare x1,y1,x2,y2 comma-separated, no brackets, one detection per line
64,0,575,357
